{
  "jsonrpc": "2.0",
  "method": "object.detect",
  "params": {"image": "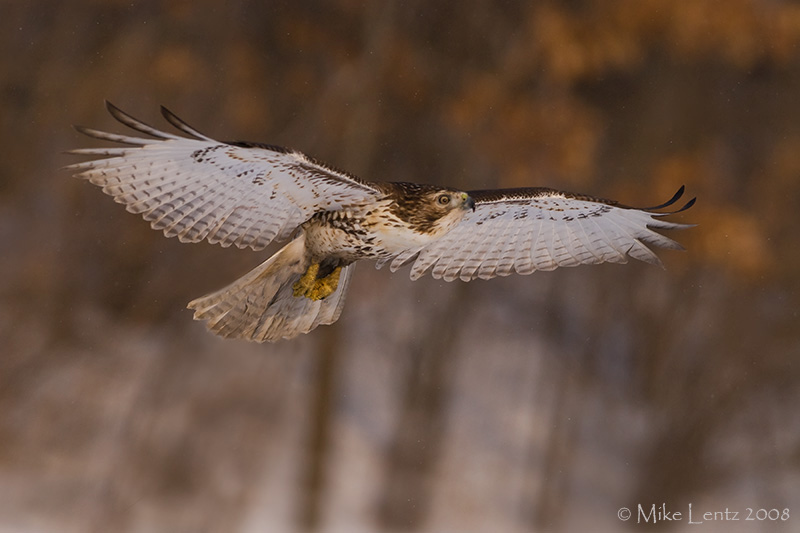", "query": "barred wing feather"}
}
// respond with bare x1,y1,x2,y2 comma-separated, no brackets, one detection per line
393,187,694,282
66,102,383,250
